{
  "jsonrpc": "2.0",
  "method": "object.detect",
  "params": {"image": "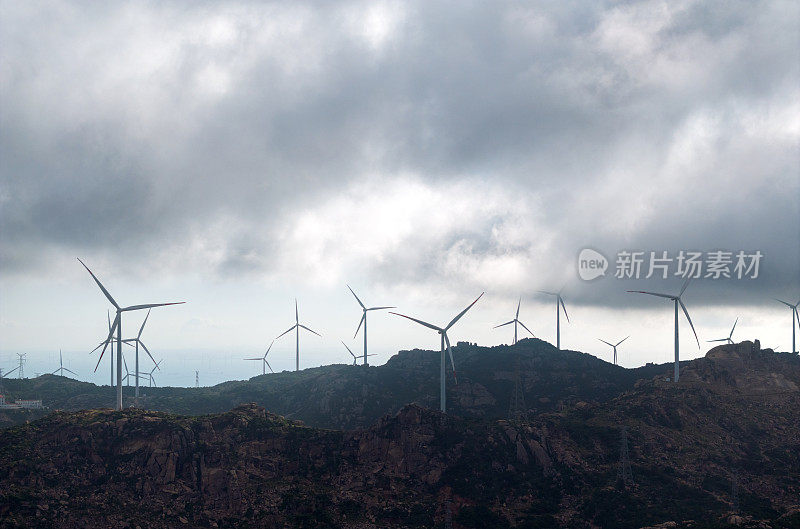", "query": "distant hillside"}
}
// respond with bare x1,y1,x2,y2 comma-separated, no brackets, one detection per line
0,341,798,528
0,339,672,429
